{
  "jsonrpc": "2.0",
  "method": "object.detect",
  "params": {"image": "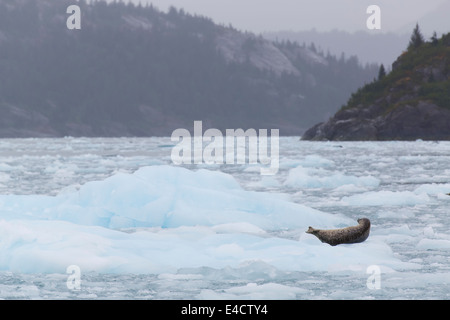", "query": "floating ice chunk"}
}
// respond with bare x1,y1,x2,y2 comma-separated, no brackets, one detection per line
246,176,281,189
0,165,413,274
298,234,418,272
417,239,450,250
0,217,413,274
0,165,348,230
437,193,450,201
0,163,23,172
284,166,379,189
214,243,245,257
178,260,286,281
157,273,203,280
341,191,430,206
374,225,418,236
414,183,450,196
212,222,267,236
423,226,435,238
198,282,307,300
332,184,368,194
0,220,137,274
243,165,262,173
377,208,415,219
398,155,428,163
372,225,420,245
0,172,10,182
298,155,335,168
